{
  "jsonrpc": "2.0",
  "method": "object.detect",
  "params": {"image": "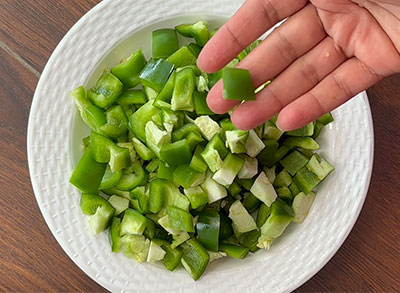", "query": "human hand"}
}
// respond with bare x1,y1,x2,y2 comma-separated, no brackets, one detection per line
197,0,400,130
